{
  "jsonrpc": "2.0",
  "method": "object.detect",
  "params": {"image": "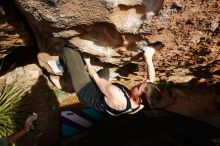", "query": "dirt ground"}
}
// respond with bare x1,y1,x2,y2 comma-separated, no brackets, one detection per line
18,74,85,146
